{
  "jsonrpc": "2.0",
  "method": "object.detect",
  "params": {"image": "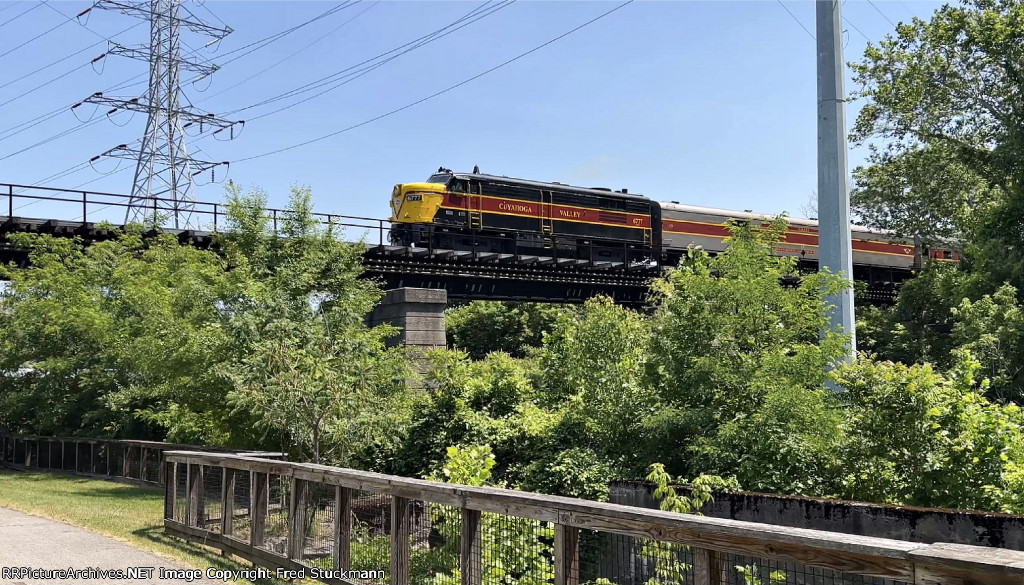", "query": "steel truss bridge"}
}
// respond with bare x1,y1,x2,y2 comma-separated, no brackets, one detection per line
0,183,904,306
